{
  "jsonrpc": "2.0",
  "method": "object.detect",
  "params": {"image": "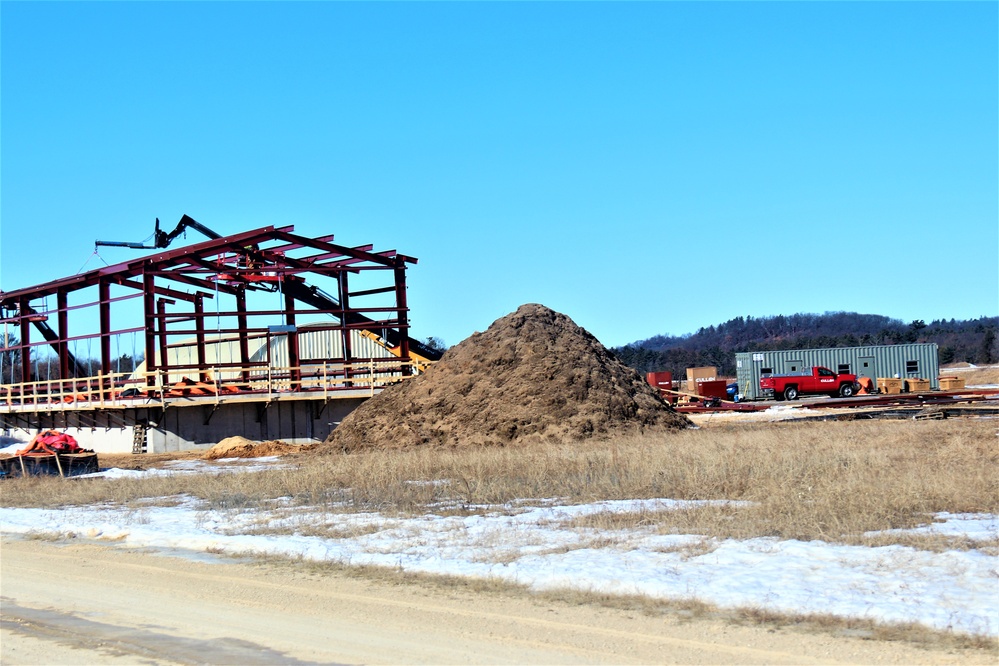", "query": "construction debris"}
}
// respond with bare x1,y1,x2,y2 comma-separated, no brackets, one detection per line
320,304,691,452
